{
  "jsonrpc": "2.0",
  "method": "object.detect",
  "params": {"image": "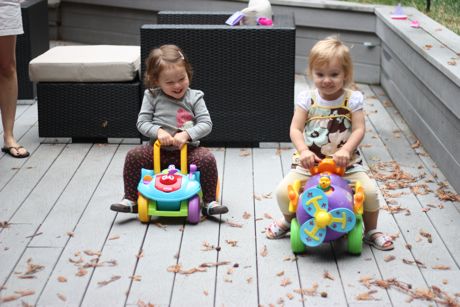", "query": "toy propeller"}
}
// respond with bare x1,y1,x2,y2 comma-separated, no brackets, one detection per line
299,187,356,247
